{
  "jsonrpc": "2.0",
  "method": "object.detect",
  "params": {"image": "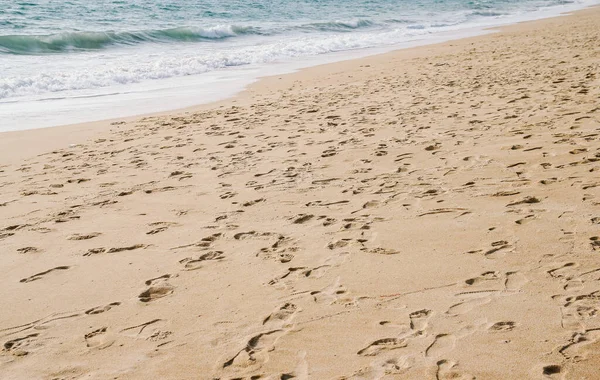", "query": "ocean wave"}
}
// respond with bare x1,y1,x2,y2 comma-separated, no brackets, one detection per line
470,11,507,17
0,18,388,55
0,25,260,54
0,28,424,99
301,19,375,31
